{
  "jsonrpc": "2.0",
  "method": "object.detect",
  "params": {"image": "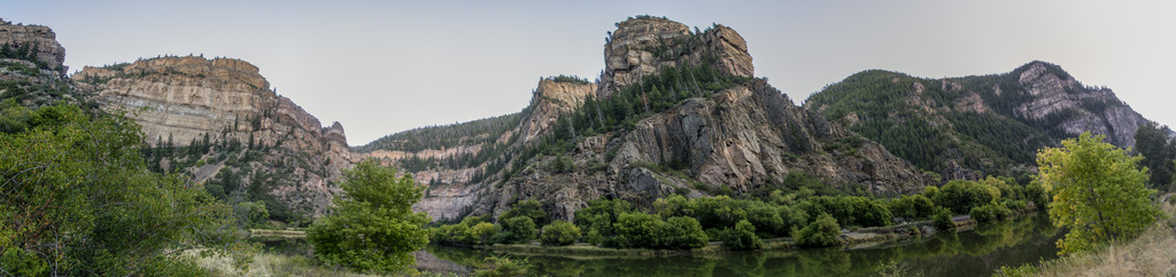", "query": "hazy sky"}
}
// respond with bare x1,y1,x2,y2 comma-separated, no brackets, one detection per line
8,0,1175,146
